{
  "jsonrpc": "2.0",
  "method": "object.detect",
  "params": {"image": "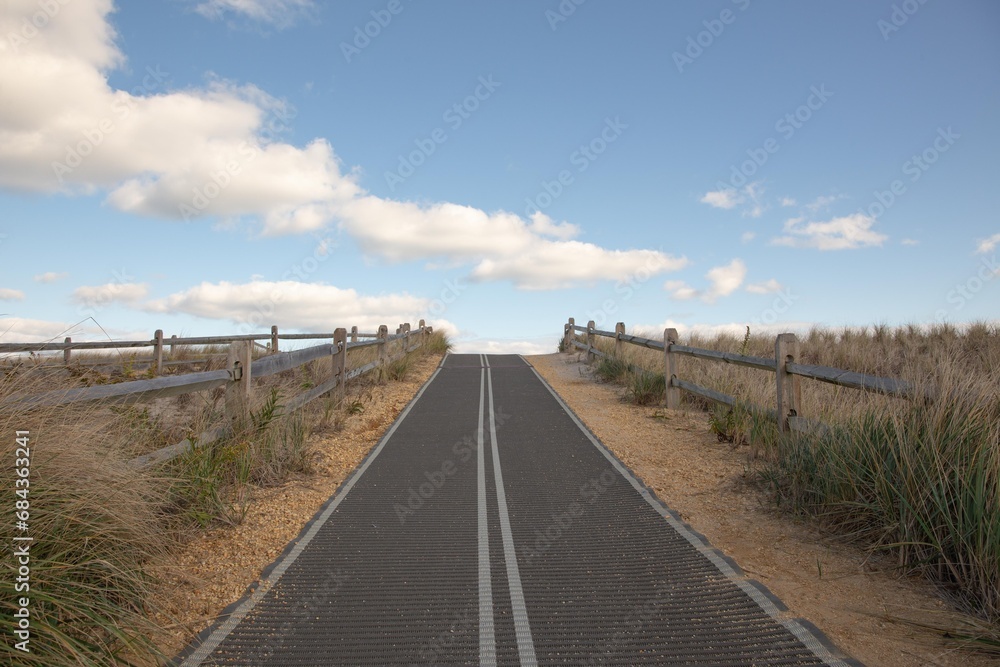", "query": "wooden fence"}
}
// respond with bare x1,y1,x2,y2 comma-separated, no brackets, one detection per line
563,317,926,437
1,321,434,467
